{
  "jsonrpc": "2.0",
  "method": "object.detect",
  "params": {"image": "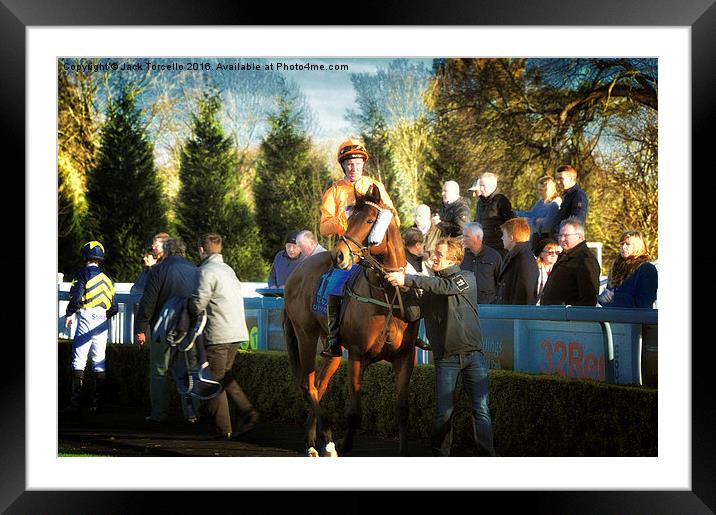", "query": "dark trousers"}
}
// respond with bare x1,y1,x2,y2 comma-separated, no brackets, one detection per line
204,342,254,435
